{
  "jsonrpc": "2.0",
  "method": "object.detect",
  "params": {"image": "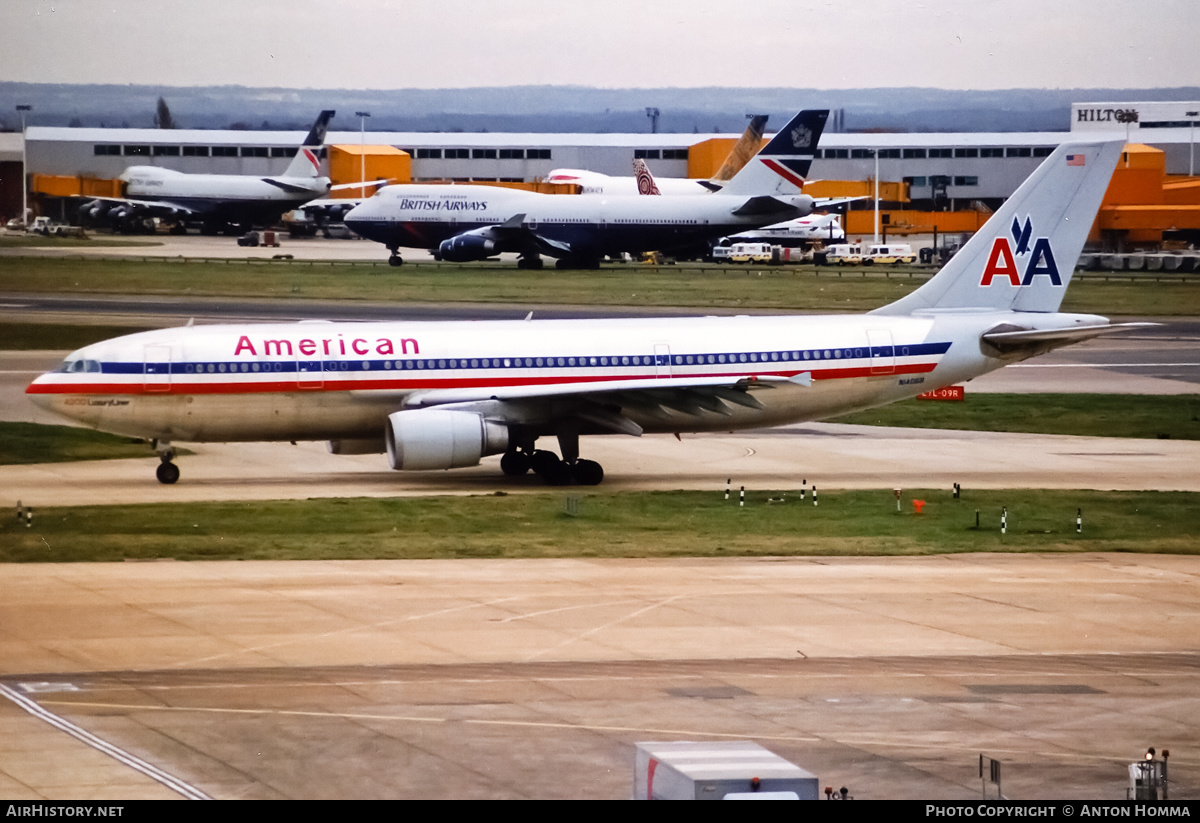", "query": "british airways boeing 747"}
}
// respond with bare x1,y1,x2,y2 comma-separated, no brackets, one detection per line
29,140,1142,486
344,110,829,269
